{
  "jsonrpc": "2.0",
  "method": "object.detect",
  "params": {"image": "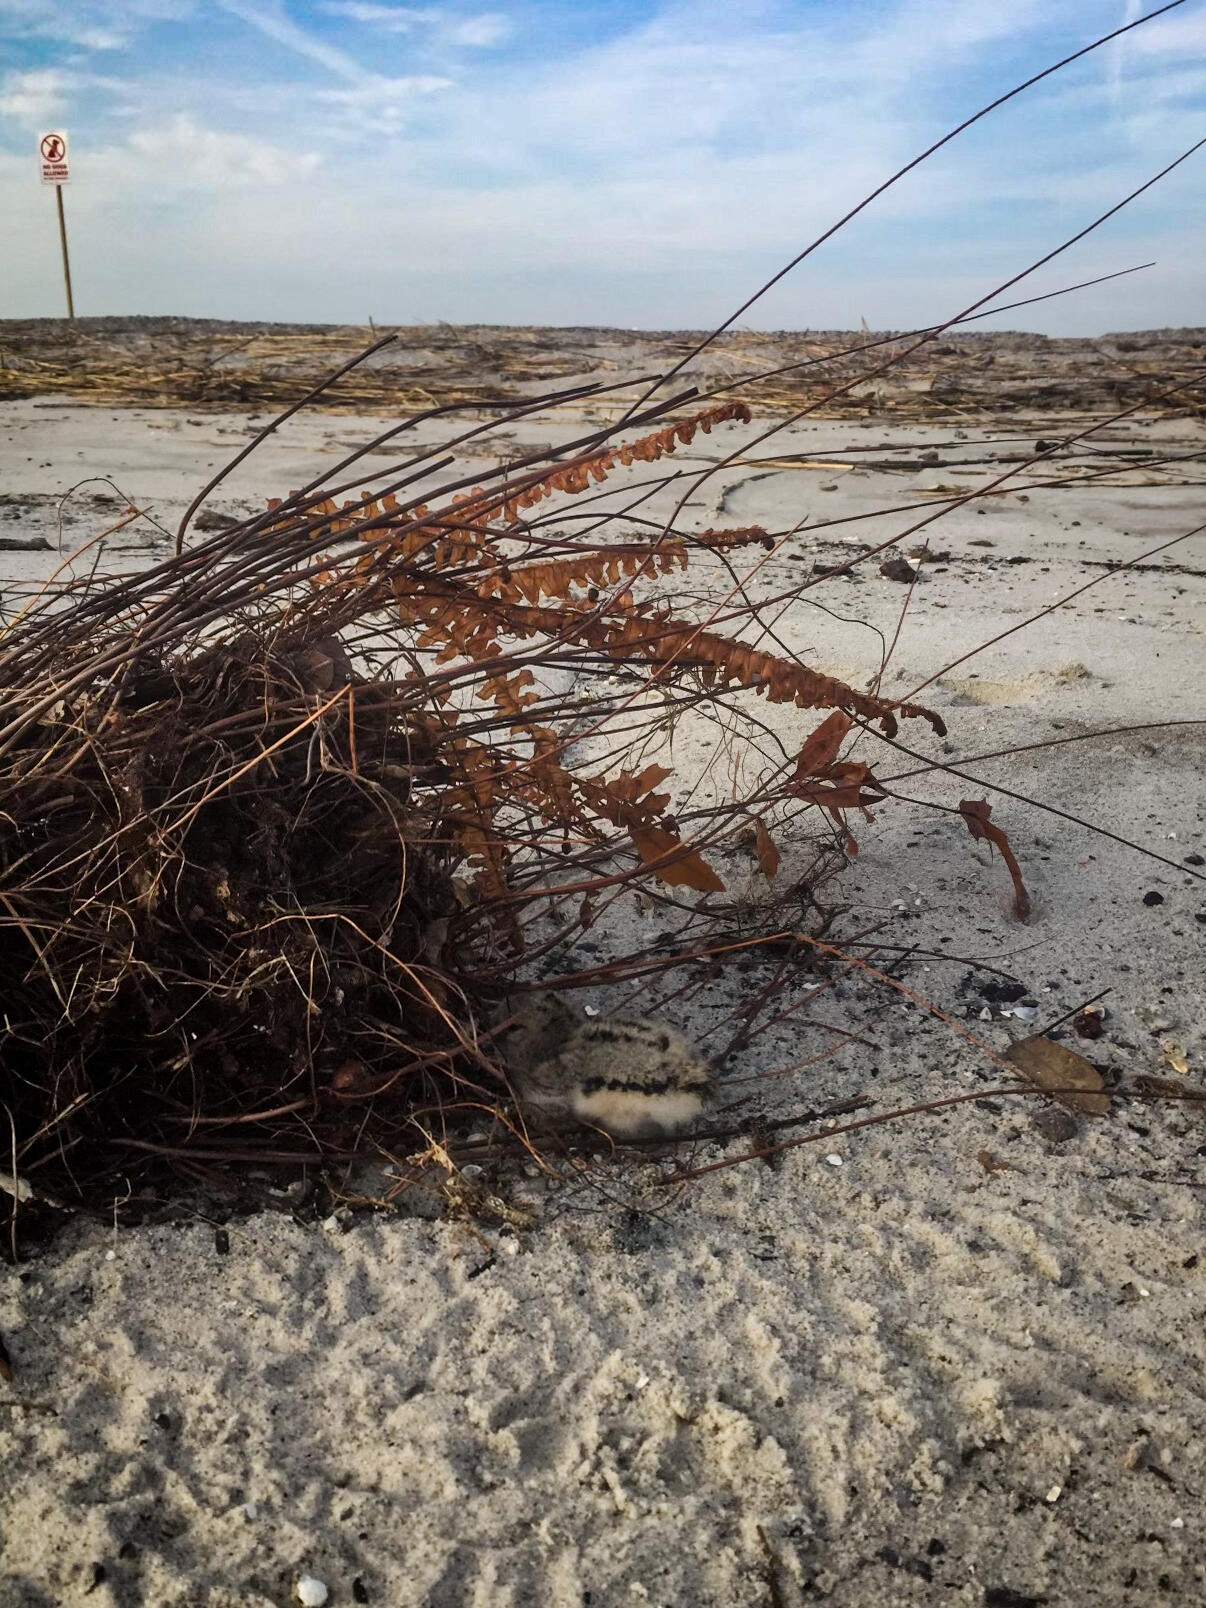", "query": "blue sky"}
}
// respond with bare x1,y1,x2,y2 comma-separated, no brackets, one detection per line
2,0,1204,330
